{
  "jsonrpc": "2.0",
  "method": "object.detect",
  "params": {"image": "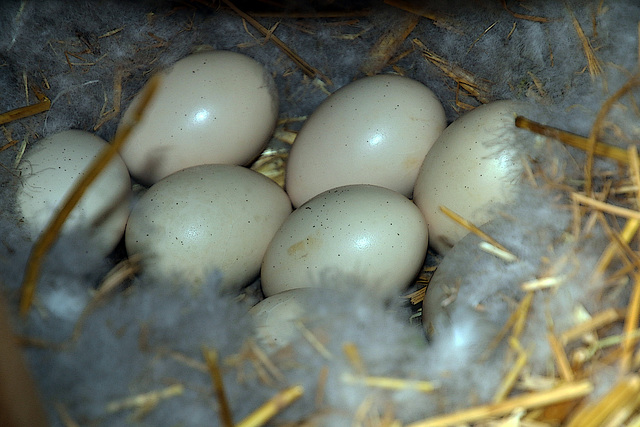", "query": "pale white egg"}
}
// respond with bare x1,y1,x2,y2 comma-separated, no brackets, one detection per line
125,164,292,290
249,288,327,350
285,74,446,208
422,219,519,355
118,50,279,185
261,184,428,297
16,130,131,257
413,101,527,254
